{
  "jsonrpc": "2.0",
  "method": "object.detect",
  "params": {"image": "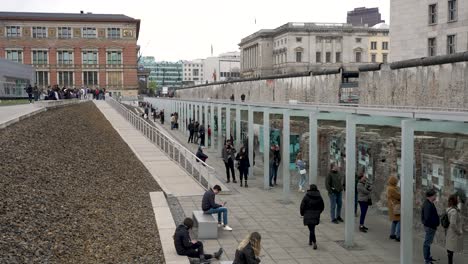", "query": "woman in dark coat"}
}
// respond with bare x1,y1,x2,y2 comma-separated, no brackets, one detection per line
233,232,261,264
235,146,250,188
300,184,325,249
